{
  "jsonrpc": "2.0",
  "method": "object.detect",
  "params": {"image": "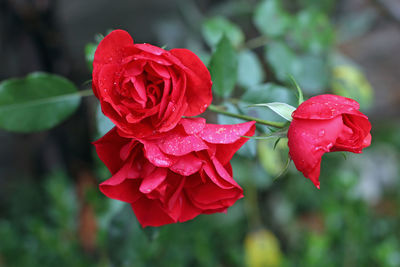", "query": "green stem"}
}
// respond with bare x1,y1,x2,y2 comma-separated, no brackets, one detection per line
207,104,286,128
